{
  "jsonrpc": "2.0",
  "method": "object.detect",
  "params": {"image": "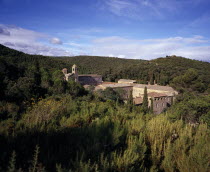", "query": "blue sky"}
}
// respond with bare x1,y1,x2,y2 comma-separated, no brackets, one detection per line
0,0,210,61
